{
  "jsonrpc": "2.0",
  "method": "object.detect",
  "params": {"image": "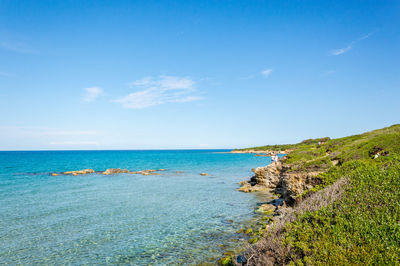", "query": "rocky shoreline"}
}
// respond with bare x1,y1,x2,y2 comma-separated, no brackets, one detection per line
229,150,289,155
51,154,323,265
216,154,324,265
218,125,400,265
238,161,321,206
